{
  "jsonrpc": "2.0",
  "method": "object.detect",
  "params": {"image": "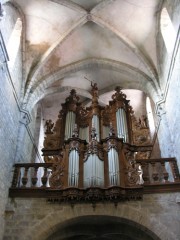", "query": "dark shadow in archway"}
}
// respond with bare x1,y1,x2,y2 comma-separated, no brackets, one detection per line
46,215,161,240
